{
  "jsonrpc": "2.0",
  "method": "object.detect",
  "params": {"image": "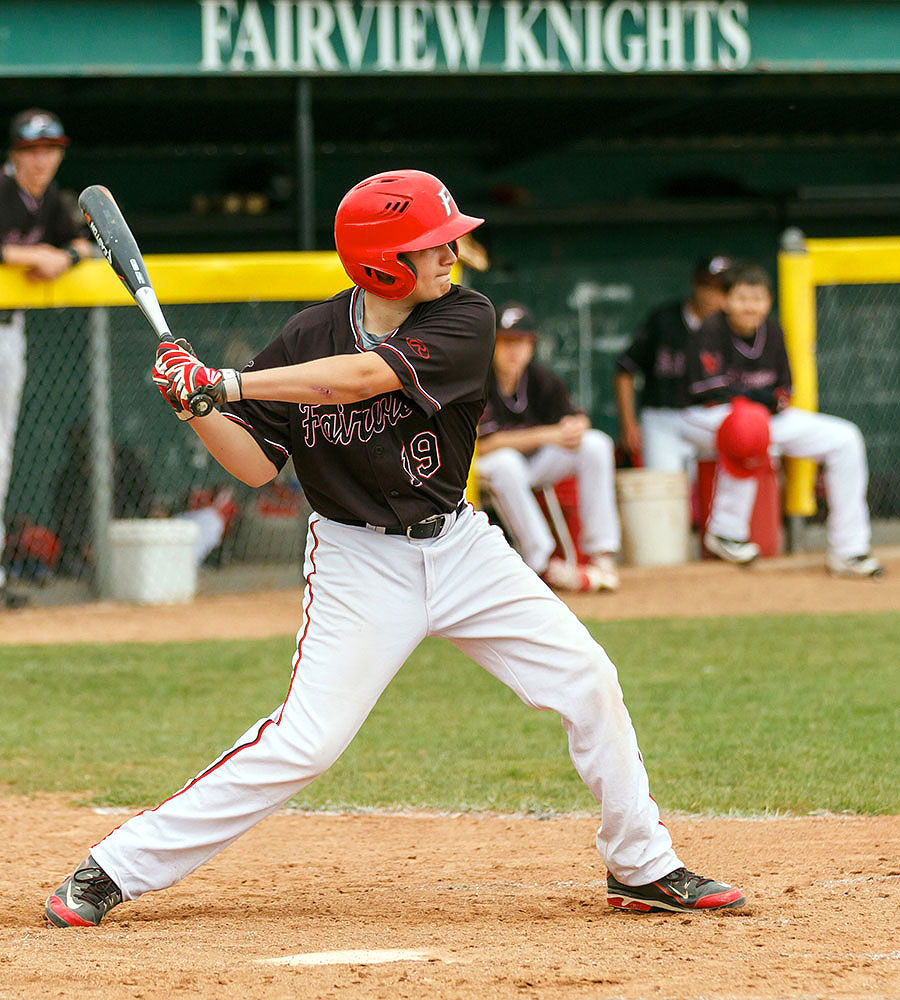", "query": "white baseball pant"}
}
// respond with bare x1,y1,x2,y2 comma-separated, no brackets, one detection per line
639,407,716,473
0,313,26,590
476,429,621,572
91,504,680,898
681,404,872,559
